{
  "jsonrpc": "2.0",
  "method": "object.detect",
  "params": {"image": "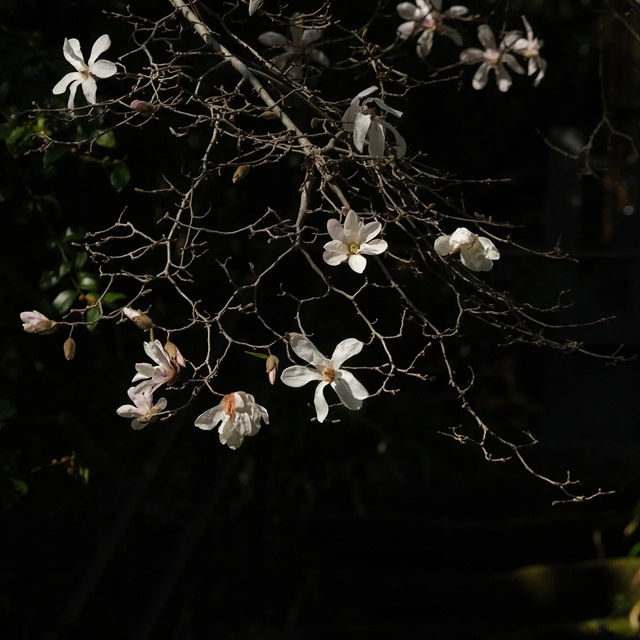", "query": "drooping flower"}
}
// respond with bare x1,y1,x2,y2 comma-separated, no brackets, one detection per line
194,392,269,450
52,34,117,109
280,333,369,423
434,227,500,272
116,385,167,430
259,14,329,80
396,0,468,58
459,25,524,92
323,209,388,274
511,16,546,86
20,310,57,334
132,340,181,392
342,87,406,159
